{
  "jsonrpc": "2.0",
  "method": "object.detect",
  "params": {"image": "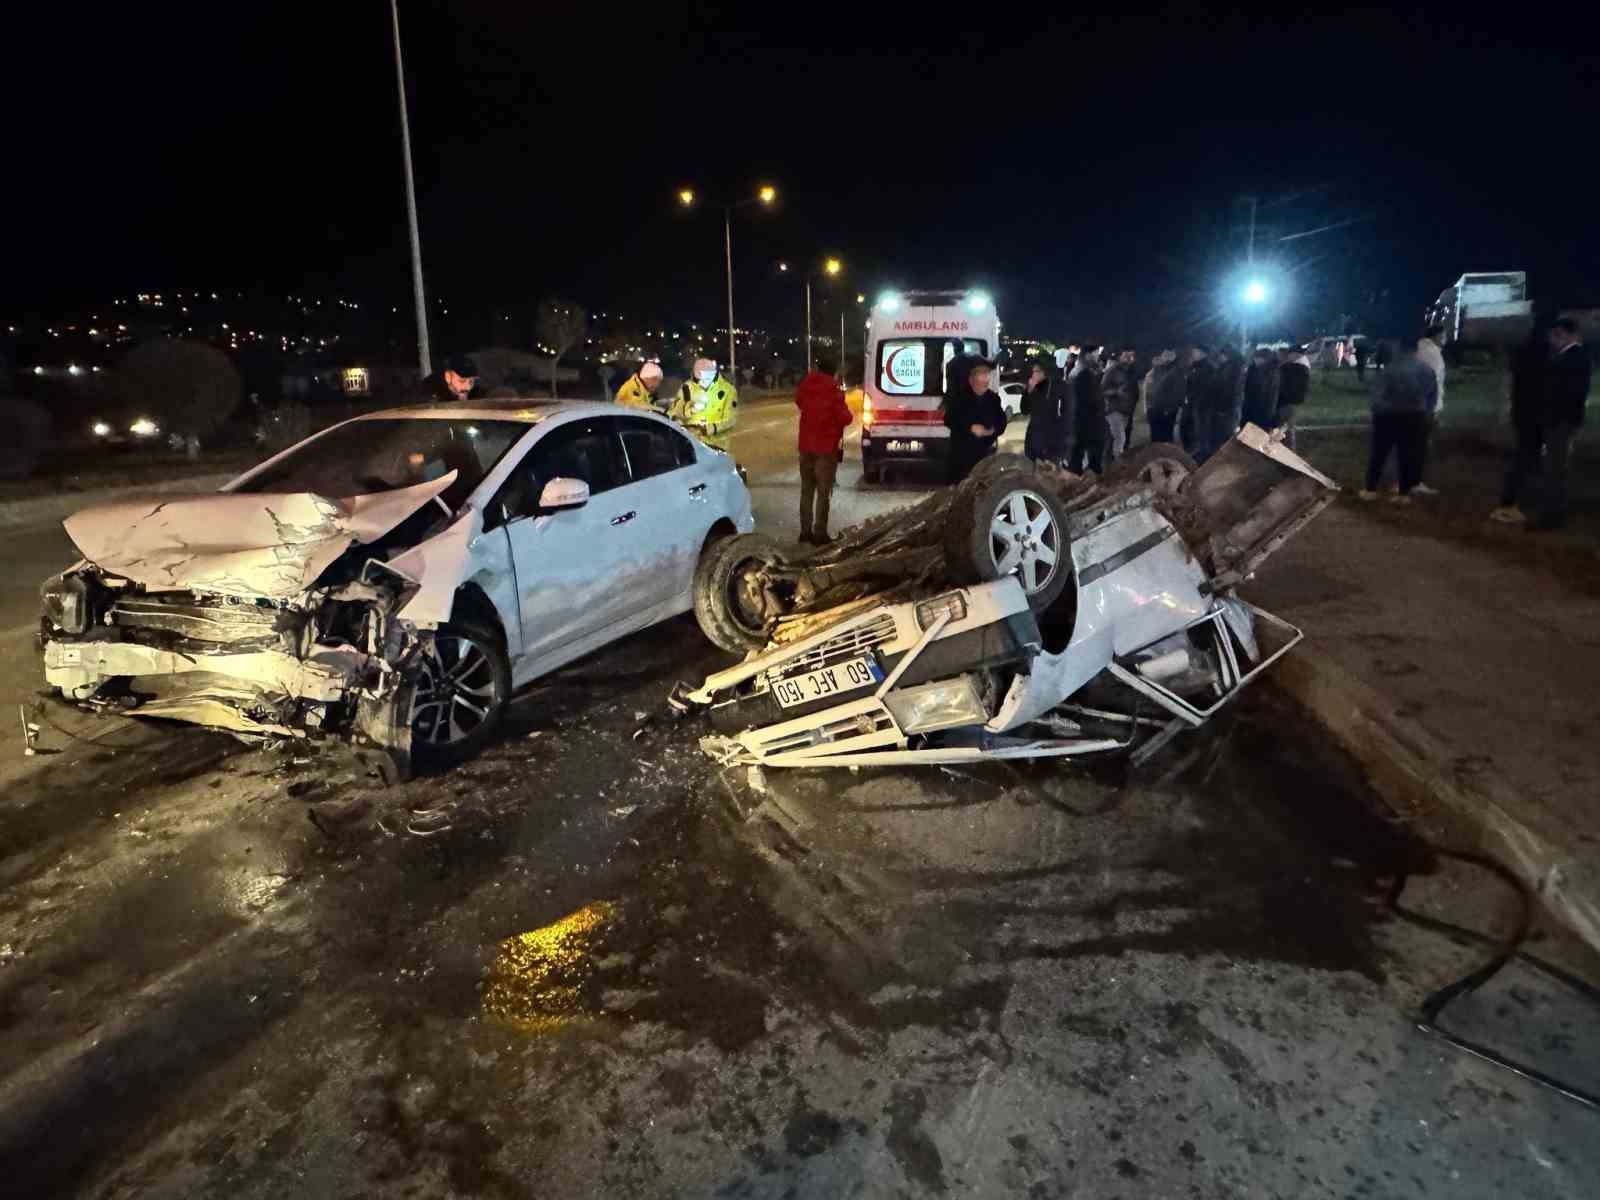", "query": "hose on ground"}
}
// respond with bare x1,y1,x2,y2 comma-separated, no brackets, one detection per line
1388,847,1600,1112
